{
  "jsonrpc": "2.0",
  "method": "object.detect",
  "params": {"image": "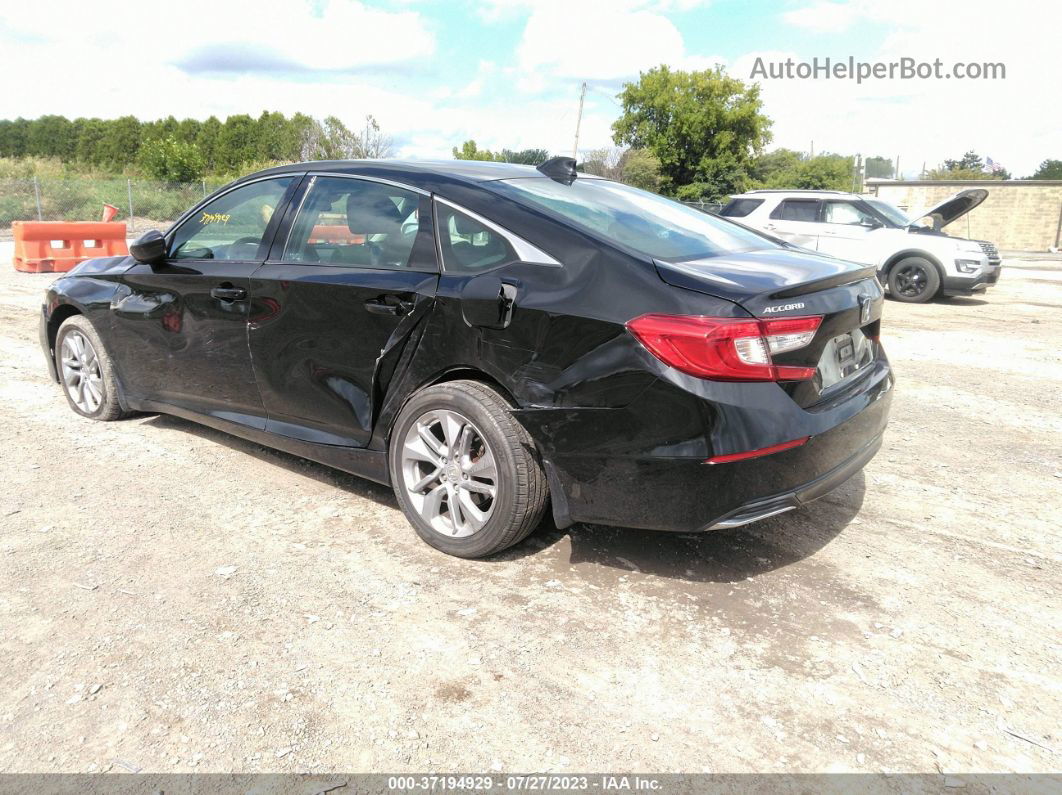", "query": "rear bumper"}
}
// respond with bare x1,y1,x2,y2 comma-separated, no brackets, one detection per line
520,355,893,533
704,431,882,530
